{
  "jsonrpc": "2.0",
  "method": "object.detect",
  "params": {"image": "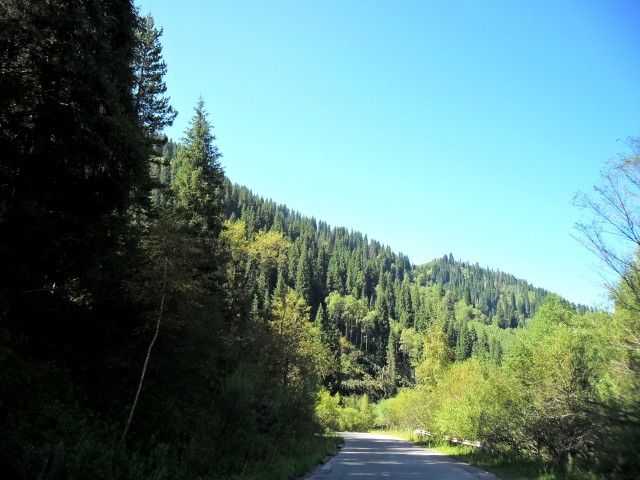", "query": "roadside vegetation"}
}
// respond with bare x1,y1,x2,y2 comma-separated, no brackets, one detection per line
220,432,343,480
316,157,640,479
370,429,578,480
